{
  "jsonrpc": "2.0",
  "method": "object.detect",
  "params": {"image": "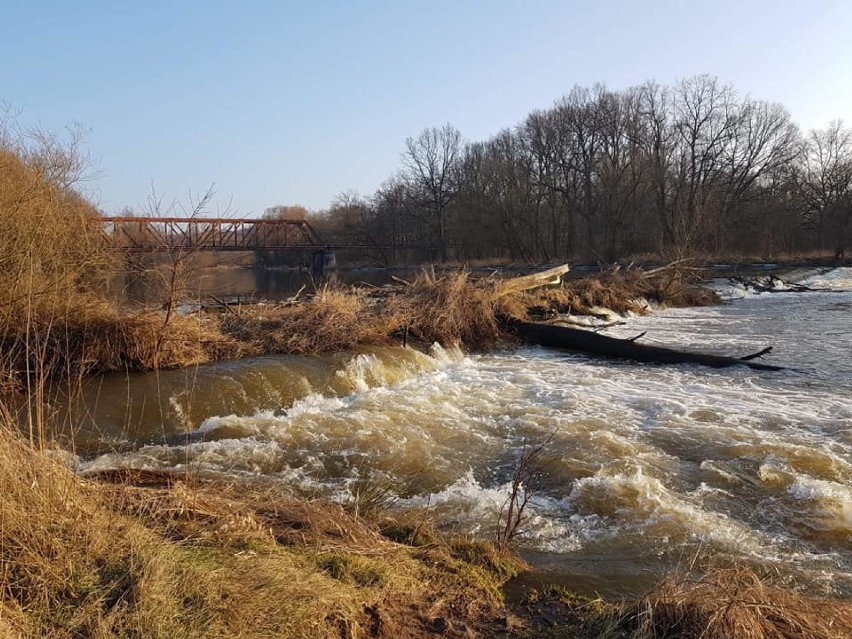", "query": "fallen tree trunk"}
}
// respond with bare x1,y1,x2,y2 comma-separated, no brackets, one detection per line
516,322,783,371
495,264,570,298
